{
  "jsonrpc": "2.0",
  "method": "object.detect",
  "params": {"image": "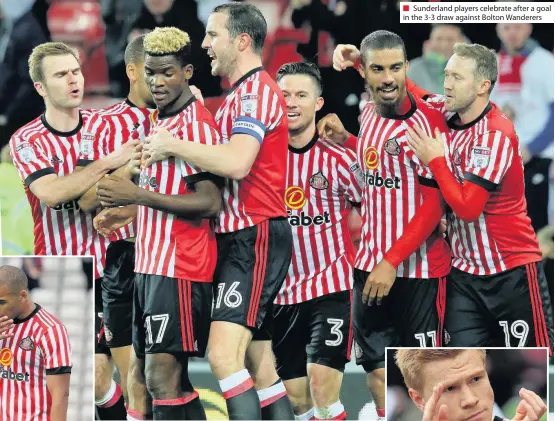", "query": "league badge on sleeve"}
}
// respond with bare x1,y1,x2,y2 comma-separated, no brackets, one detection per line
80,133,94,157
16,142,37,164
471,147,491,169
240,94,259,114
